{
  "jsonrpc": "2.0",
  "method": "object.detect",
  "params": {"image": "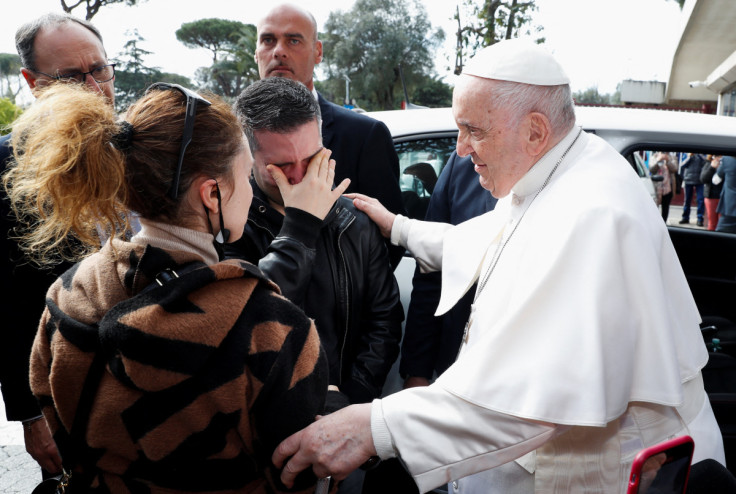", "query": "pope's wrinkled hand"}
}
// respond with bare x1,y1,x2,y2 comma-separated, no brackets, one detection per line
269,148,350,220
272,403,375,488
345,193,395,238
